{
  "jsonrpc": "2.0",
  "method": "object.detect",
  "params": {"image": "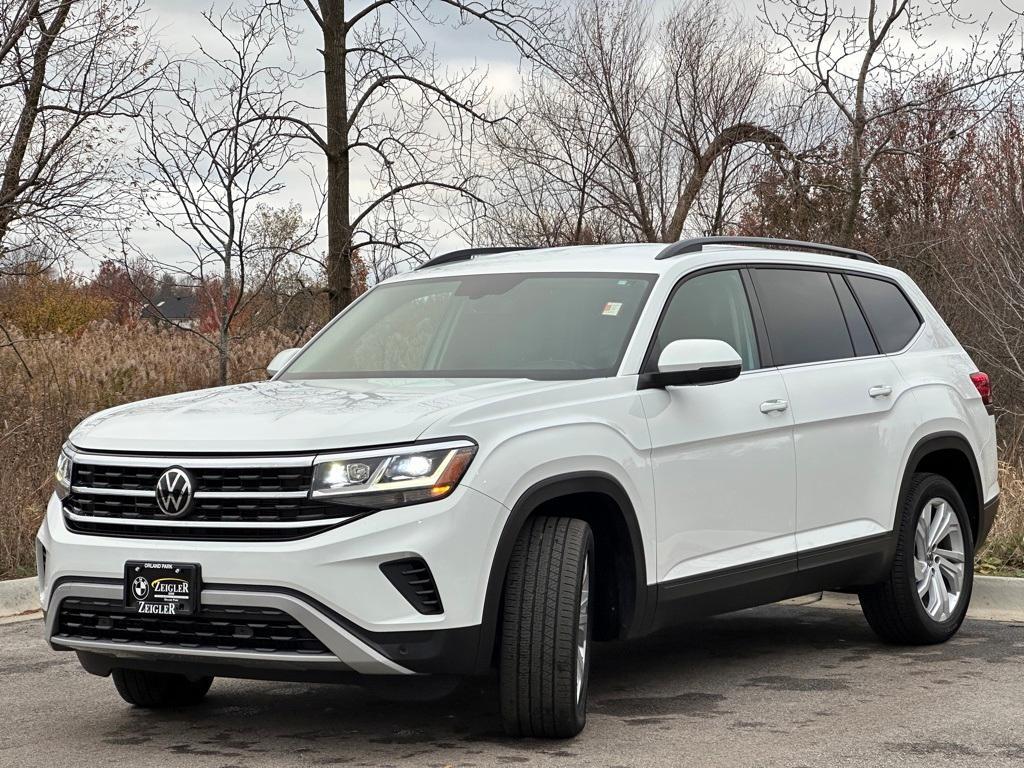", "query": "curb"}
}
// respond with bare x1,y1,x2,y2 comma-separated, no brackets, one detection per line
962,574,1024,621
0,577,39,620
2,574,1023,622
803,574,1024,623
